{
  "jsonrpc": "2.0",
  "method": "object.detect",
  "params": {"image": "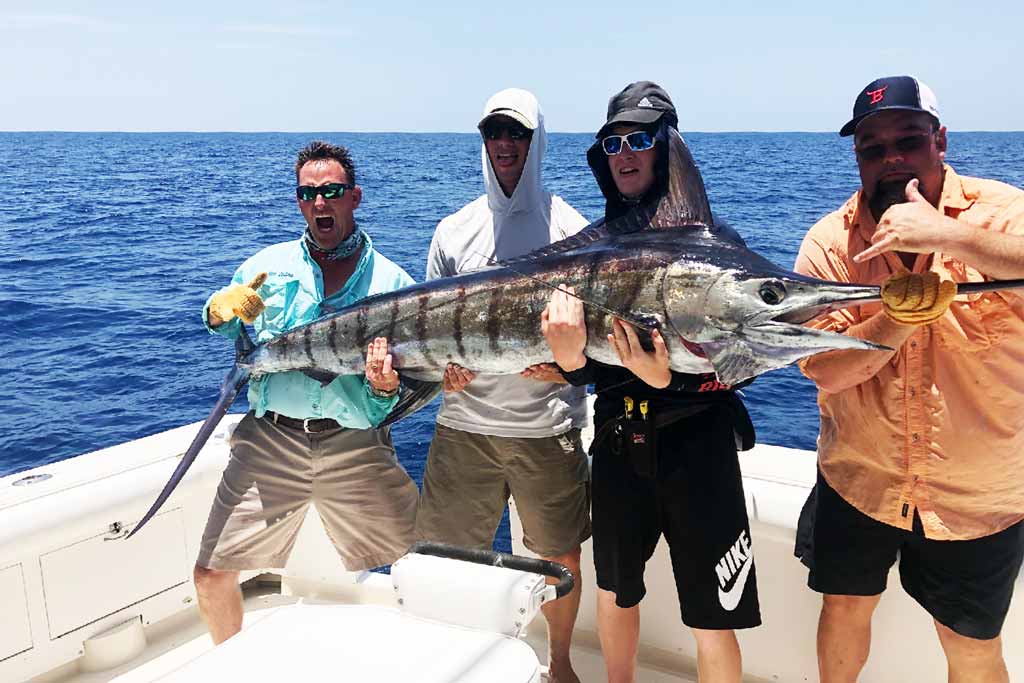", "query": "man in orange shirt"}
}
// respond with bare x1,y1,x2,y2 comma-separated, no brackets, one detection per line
794,75,1024,683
